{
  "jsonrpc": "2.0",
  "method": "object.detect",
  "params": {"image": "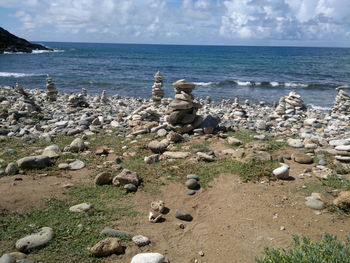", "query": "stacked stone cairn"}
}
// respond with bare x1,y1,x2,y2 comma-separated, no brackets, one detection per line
81,88,87,97
331,86,350,116
165,79,203,133
68,94,89,108
329,139,350,163
151,71,164,104
230,97,248,119
45,76,58,101
274,90,307,119
100,90,108,104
